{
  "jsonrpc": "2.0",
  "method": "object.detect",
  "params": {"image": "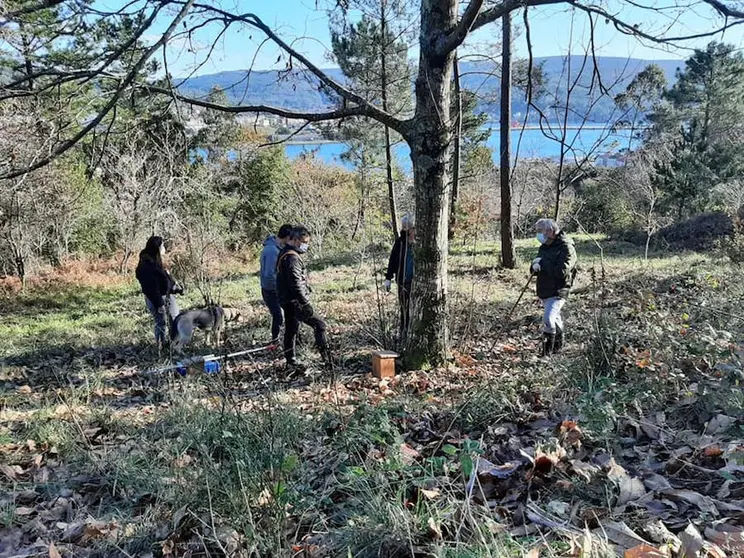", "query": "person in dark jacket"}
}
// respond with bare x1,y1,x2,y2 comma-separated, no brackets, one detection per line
384,213,415,338
276,226,330,368
135,236,183,348
531,219,577,356
260,224,292,343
